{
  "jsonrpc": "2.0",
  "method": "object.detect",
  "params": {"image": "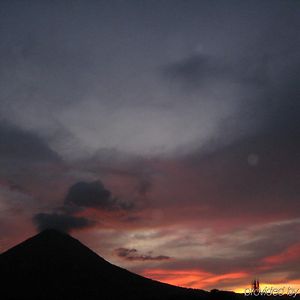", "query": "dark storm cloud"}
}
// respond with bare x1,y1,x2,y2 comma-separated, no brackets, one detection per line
32,179,133,232
0,120,60,162
115,247,170,262
65,181,112,208
33,212,92,233
65,180,134,210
